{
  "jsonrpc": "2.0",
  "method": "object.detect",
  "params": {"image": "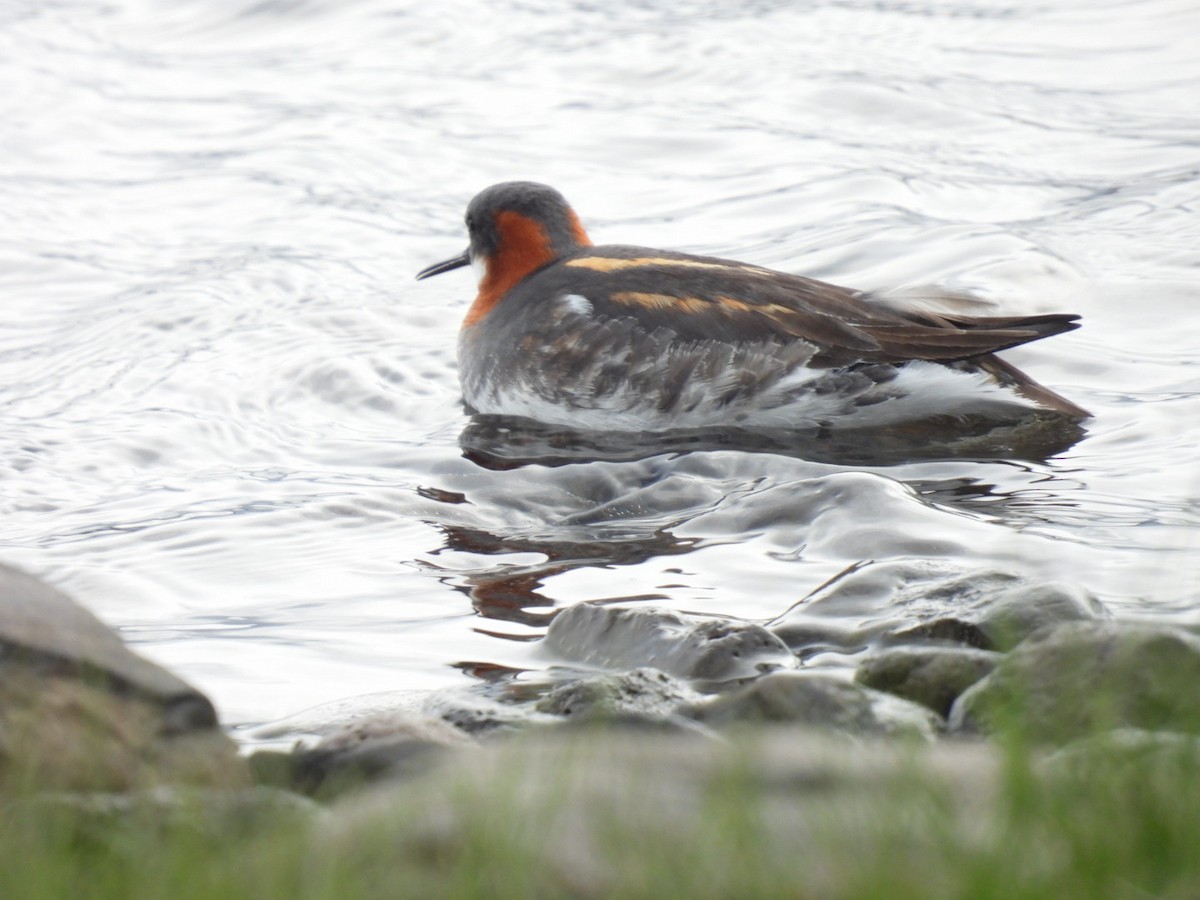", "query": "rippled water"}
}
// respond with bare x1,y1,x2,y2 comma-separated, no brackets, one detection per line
2,0,1199,727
